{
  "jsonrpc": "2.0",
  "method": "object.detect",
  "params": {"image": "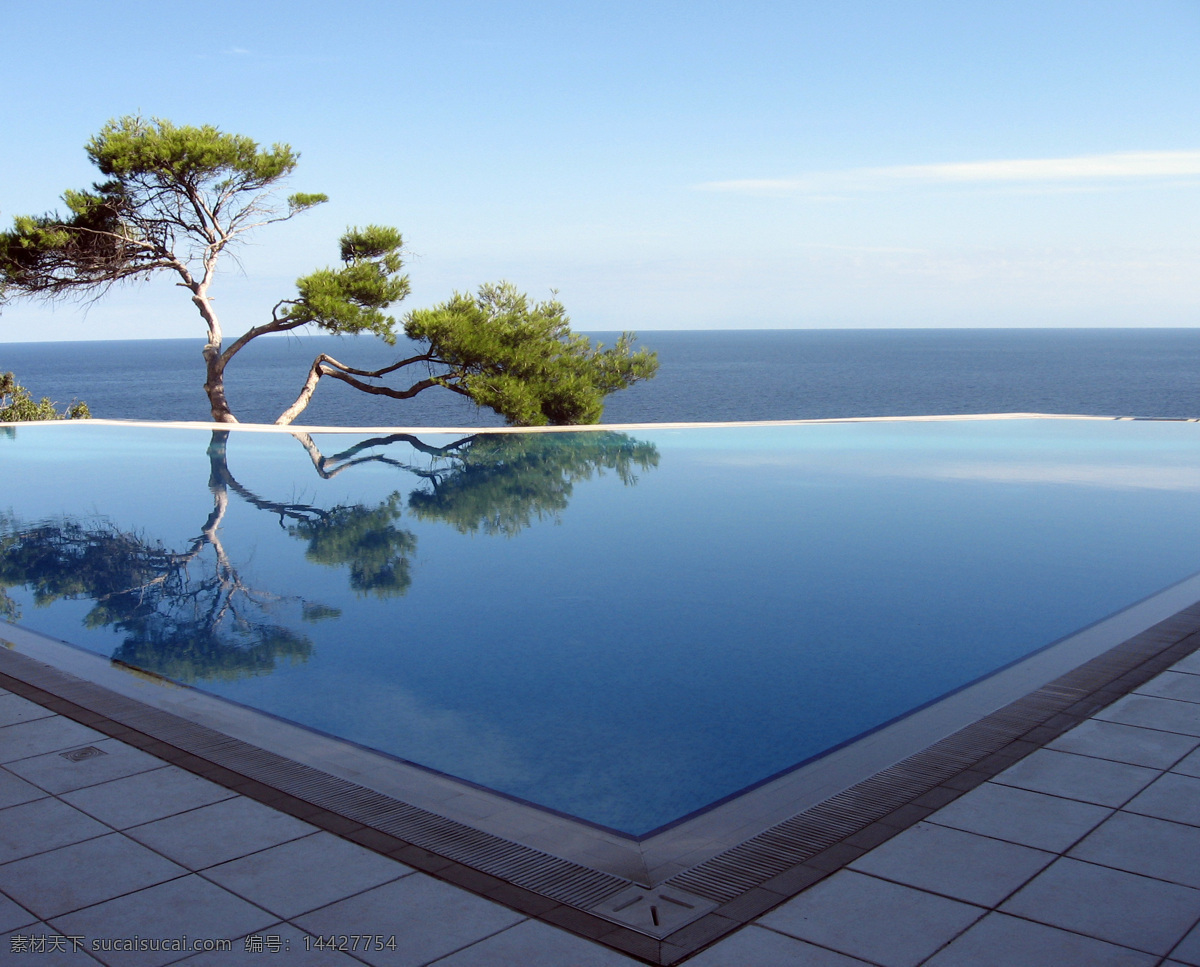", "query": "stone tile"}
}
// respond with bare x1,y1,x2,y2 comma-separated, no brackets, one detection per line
0,890,38,932
174,922,361,966
1125,772,1200,827
990,748,1159,807
0,692,55,726
924,781,1112,852
0,765,48,808
202,831,411,919
848,821,1054,906
758,870,984,967
1171,917,1200,966
295,874,524,967
1096,694,1200,737
924,911,1158,966
60,766,235,829
1138,671,1200,704
0,717,105,764
8,739,164,794
430,918,642,966
684,924,874,966
1000,857,1200,955
0,833,187,920
50,876,275,967
2,924,106,964
125,796,315,870
1048,718,1199,769
1069,811,1200,888
1174,746,1200,779
0,798,109,864
1172,650,1200,676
